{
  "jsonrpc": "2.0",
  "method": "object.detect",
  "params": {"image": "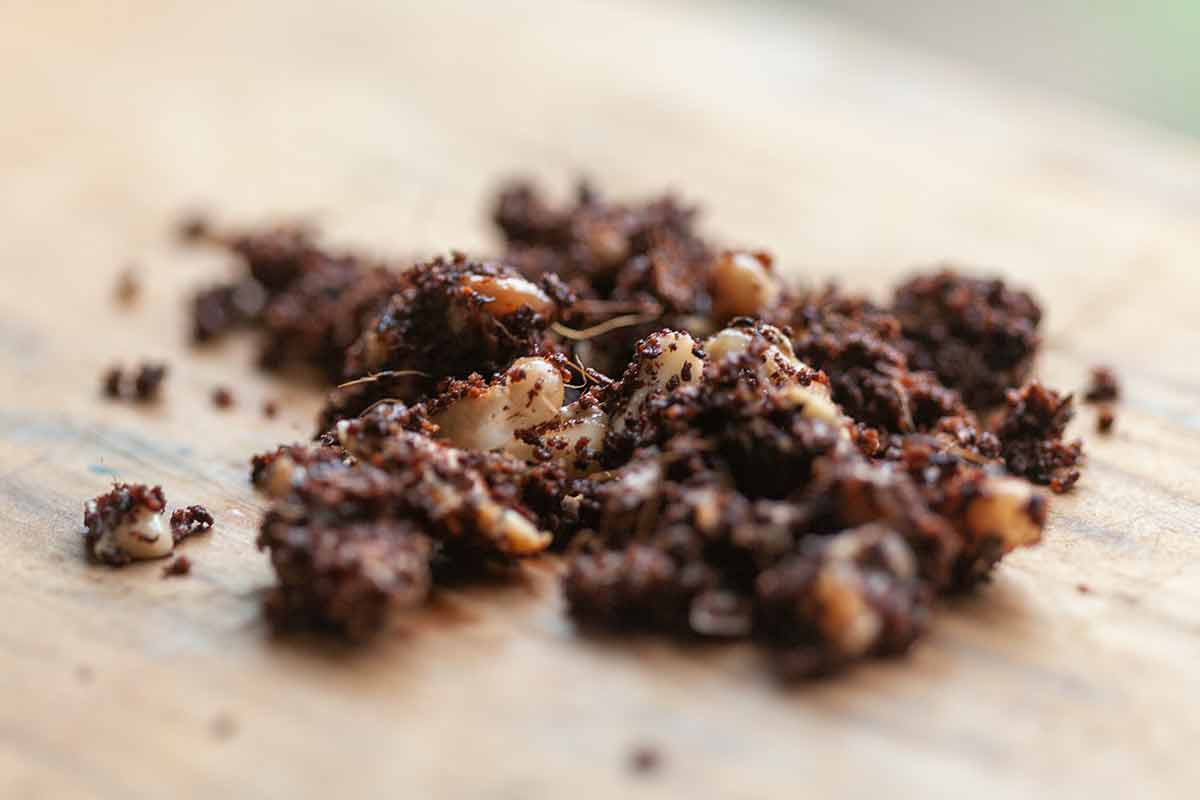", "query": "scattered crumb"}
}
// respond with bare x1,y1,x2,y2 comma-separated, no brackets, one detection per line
171,505,215,541
1083,366,1120,404
102,362,167,403
163,556,192,578
262,400,279,418
1076,583,1091,594
210,713,238,741
629,744,662,775
178,211,212,242
115,268,141,306
212,386,234,409
1097,406,1115,435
